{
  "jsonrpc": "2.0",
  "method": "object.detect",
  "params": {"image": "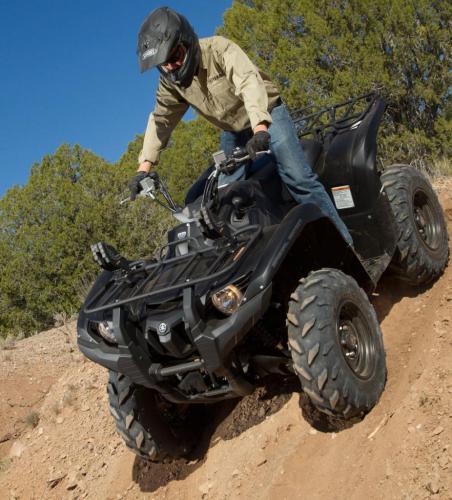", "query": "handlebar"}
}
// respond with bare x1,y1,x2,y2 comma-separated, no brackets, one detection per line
119,147,272,239
120,172,179,212
216,148,271,175
120,147,271,208
122,176,159,205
